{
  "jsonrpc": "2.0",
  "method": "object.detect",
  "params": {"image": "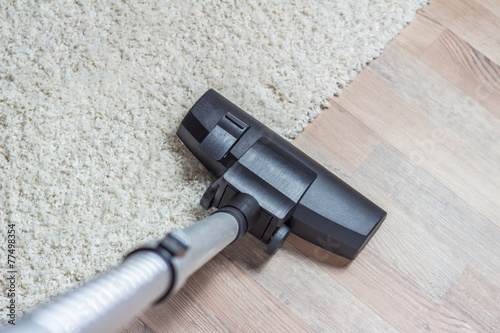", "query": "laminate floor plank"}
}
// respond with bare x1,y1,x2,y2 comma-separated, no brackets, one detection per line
335,69,500,226
476,0,500,17
138,289,231,333
289,235,477,333
118,318,156,333
418,29,500,118
367,42,500,165
442,267,500,332
222,236,399,333
424,0,500,65
395,11,445,57
355,142,498,290
174,254,312,333
299,101,381,172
